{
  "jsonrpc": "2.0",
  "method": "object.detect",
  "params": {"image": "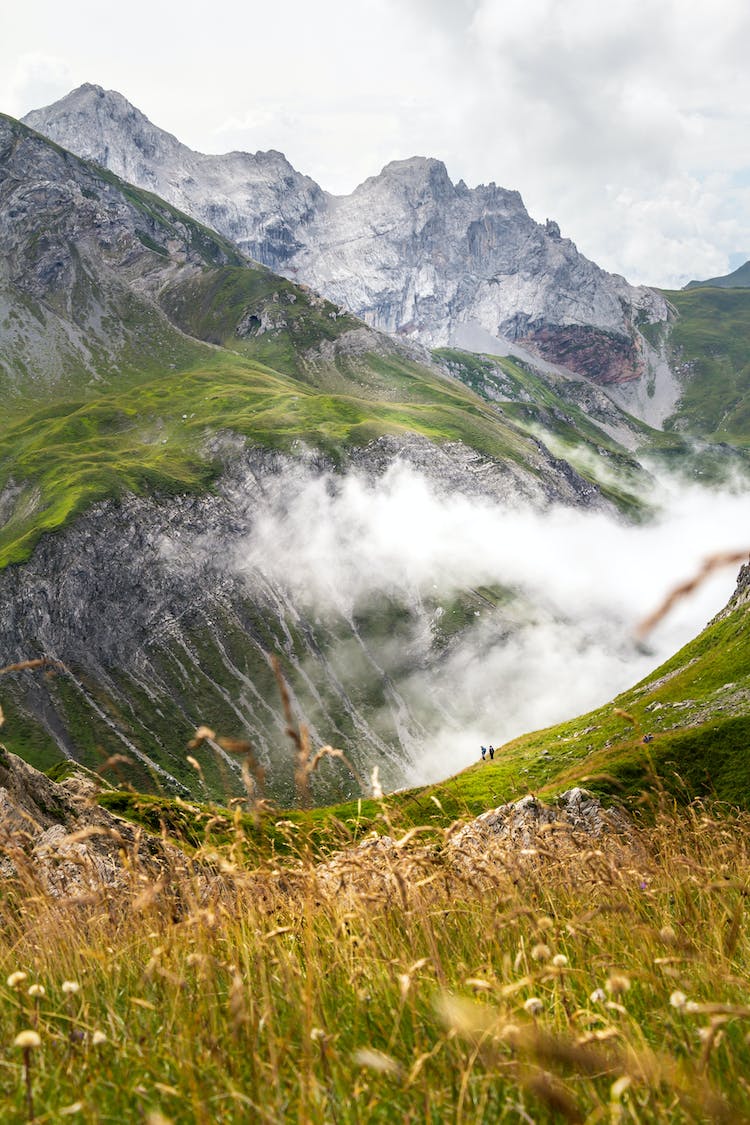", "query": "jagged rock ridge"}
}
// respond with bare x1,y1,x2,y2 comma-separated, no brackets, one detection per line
0,749,178,892
23,84,669,387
